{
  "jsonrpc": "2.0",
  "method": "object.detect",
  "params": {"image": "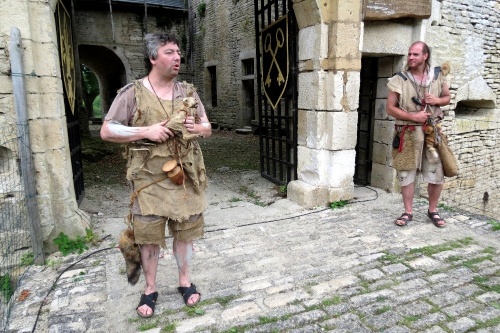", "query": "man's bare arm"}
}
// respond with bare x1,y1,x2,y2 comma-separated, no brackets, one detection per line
100,120,174,143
